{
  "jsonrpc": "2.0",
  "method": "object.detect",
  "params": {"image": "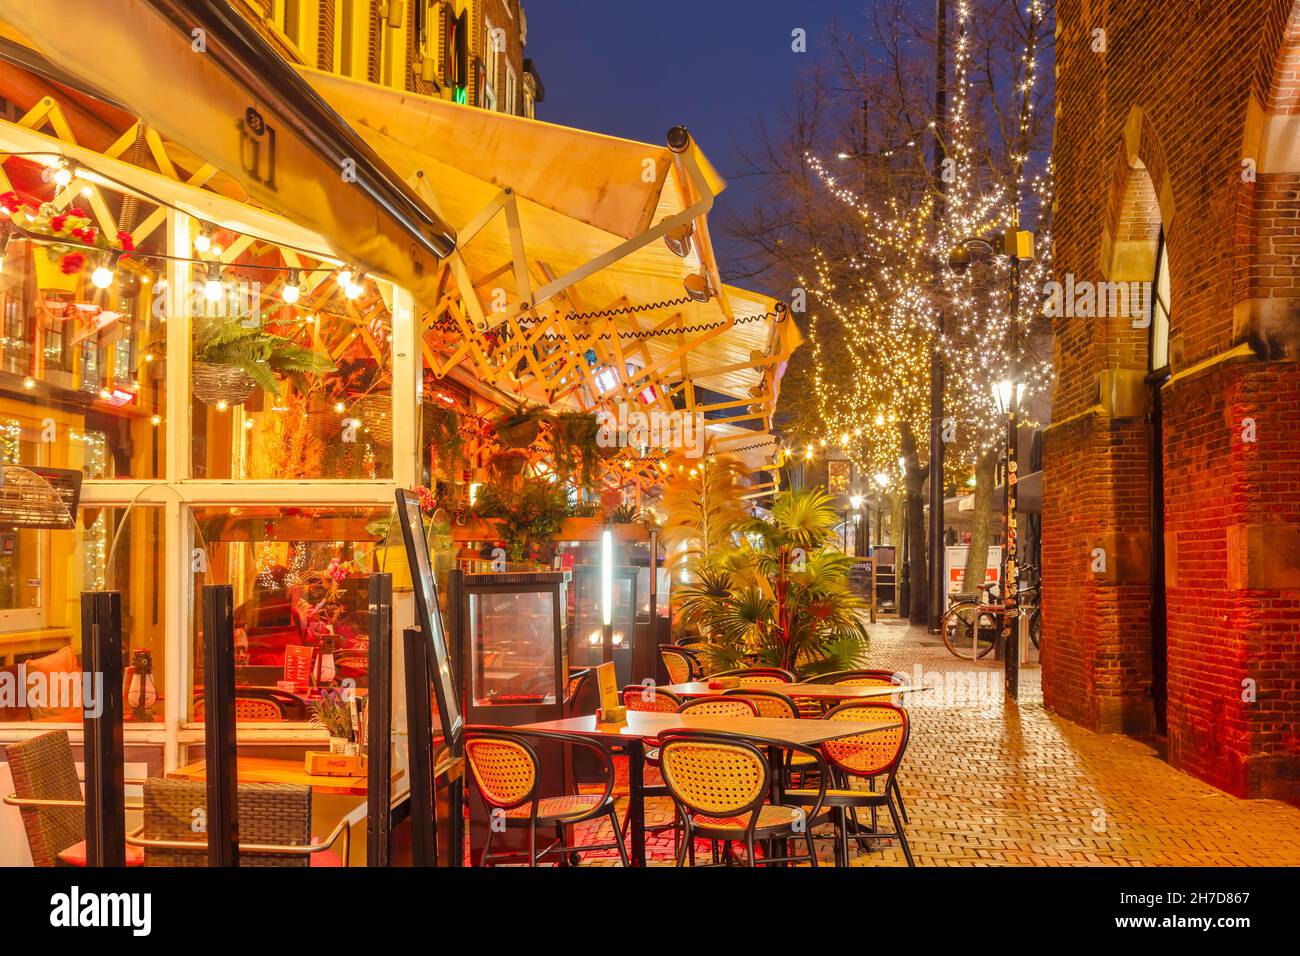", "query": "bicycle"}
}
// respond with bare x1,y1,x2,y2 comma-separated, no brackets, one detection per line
940,564,1042,660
